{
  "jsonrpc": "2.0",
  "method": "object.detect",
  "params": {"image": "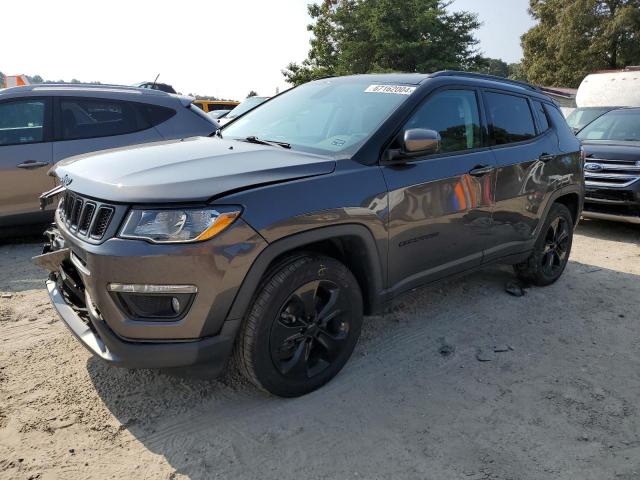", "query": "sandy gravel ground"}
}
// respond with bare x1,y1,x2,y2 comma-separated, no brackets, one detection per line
1,219,639,480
